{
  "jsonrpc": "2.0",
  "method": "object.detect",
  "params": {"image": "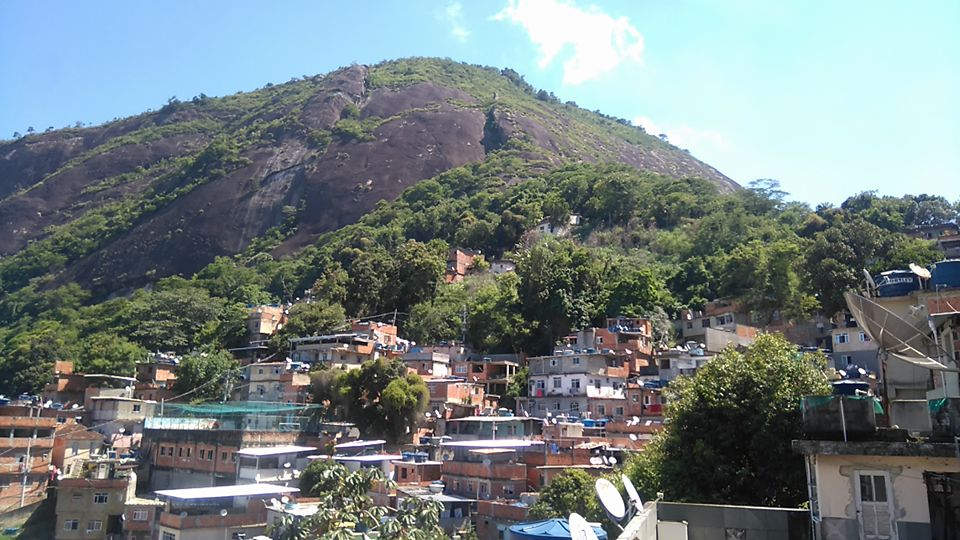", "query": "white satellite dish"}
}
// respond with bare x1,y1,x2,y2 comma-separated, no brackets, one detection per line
589,456,602,466
595,478,627,522
862,269,877,291
909,263,931,280
632,416,640,424
283,462,291,469
858,367,867,376
219,508,228,517
568,512,600,540
270,498,280,506
608,456,618,465
281,496,290,504
628,434,638,441
179,511,188,518
621,474,644,511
